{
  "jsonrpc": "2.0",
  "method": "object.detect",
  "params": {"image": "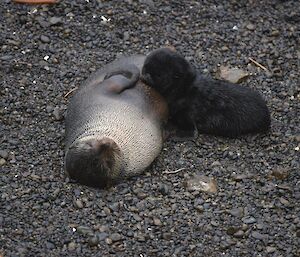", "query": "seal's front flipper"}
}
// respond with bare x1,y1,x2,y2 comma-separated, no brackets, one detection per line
104,63,140,93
